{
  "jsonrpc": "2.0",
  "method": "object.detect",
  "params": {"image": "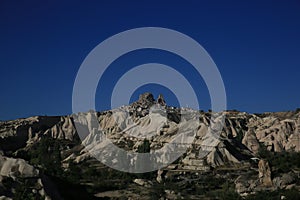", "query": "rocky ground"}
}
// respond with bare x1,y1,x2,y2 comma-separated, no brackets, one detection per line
0,93,300,199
